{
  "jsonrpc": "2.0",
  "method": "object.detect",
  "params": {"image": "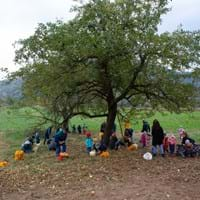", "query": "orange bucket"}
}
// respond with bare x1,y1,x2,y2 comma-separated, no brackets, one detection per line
58,154,63,161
